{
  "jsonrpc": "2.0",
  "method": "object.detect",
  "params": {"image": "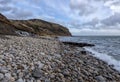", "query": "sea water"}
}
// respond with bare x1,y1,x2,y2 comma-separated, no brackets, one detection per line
59,36,120,72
